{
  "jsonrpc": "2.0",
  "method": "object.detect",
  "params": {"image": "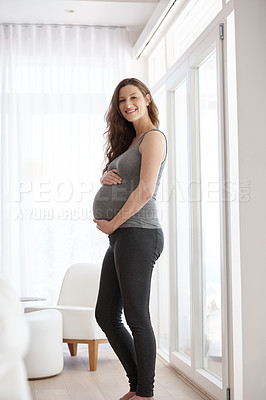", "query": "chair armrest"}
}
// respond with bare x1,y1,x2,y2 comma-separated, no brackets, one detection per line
24,305,58,313
25,305,104,341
